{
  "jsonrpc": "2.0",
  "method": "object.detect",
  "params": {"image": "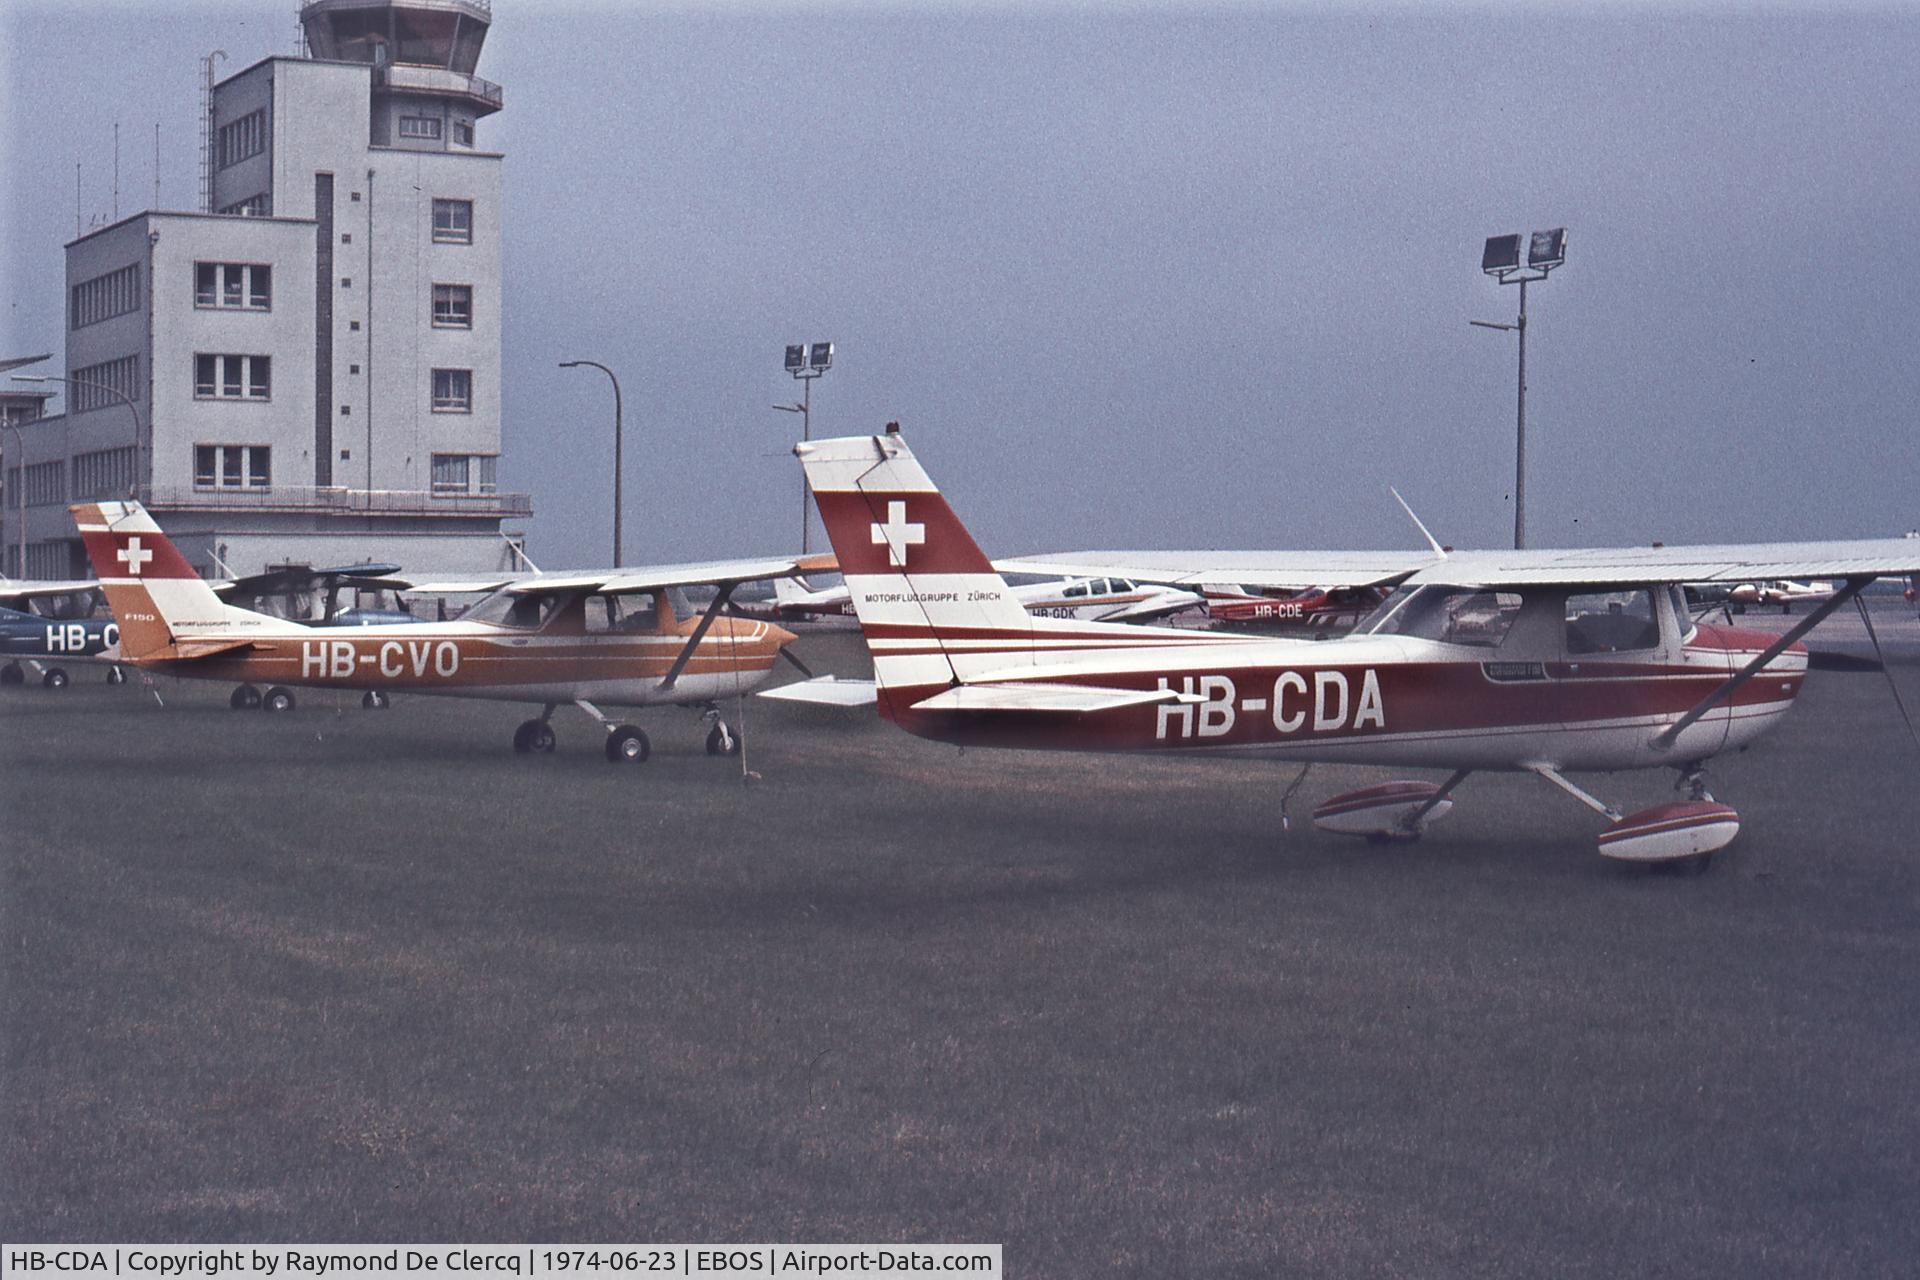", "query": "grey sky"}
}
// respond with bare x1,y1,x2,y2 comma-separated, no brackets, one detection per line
5,1,1918,565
